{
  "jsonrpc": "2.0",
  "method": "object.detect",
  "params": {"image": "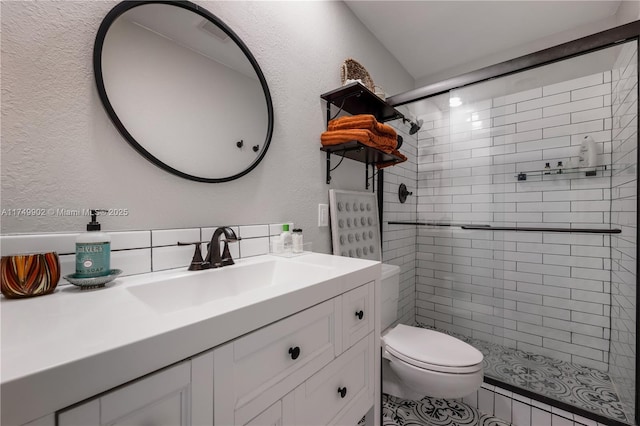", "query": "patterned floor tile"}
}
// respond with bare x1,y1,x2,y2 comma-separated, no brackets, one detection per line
382,393,511,426
417,323,630,423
